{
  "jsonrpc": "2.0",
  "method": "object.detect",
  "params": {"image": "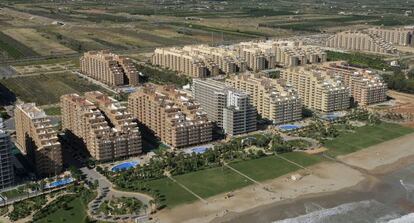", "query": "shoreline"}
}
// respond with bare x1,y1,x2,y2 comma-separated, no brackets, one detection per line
155,132,414,223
